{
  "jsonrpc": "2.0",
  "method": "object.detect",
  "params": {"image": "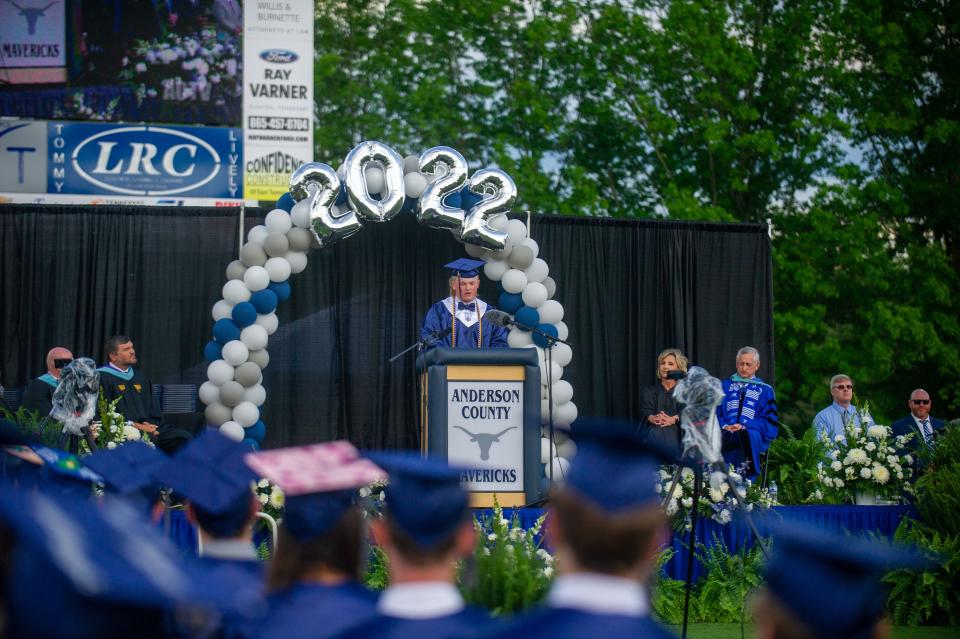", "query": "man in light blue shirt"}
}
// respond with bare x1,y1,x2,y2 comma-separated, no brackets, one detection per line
813,374,873,440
